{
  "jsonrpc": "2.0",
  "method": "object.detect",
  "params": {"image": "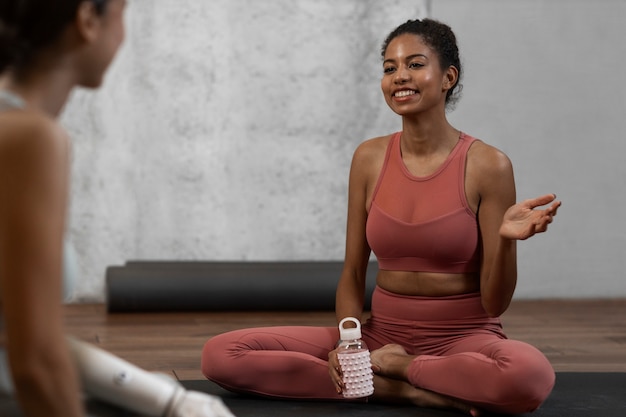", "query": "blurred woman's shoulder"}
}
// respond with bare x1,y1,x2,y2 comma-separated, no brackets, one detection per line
0,111,67,158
